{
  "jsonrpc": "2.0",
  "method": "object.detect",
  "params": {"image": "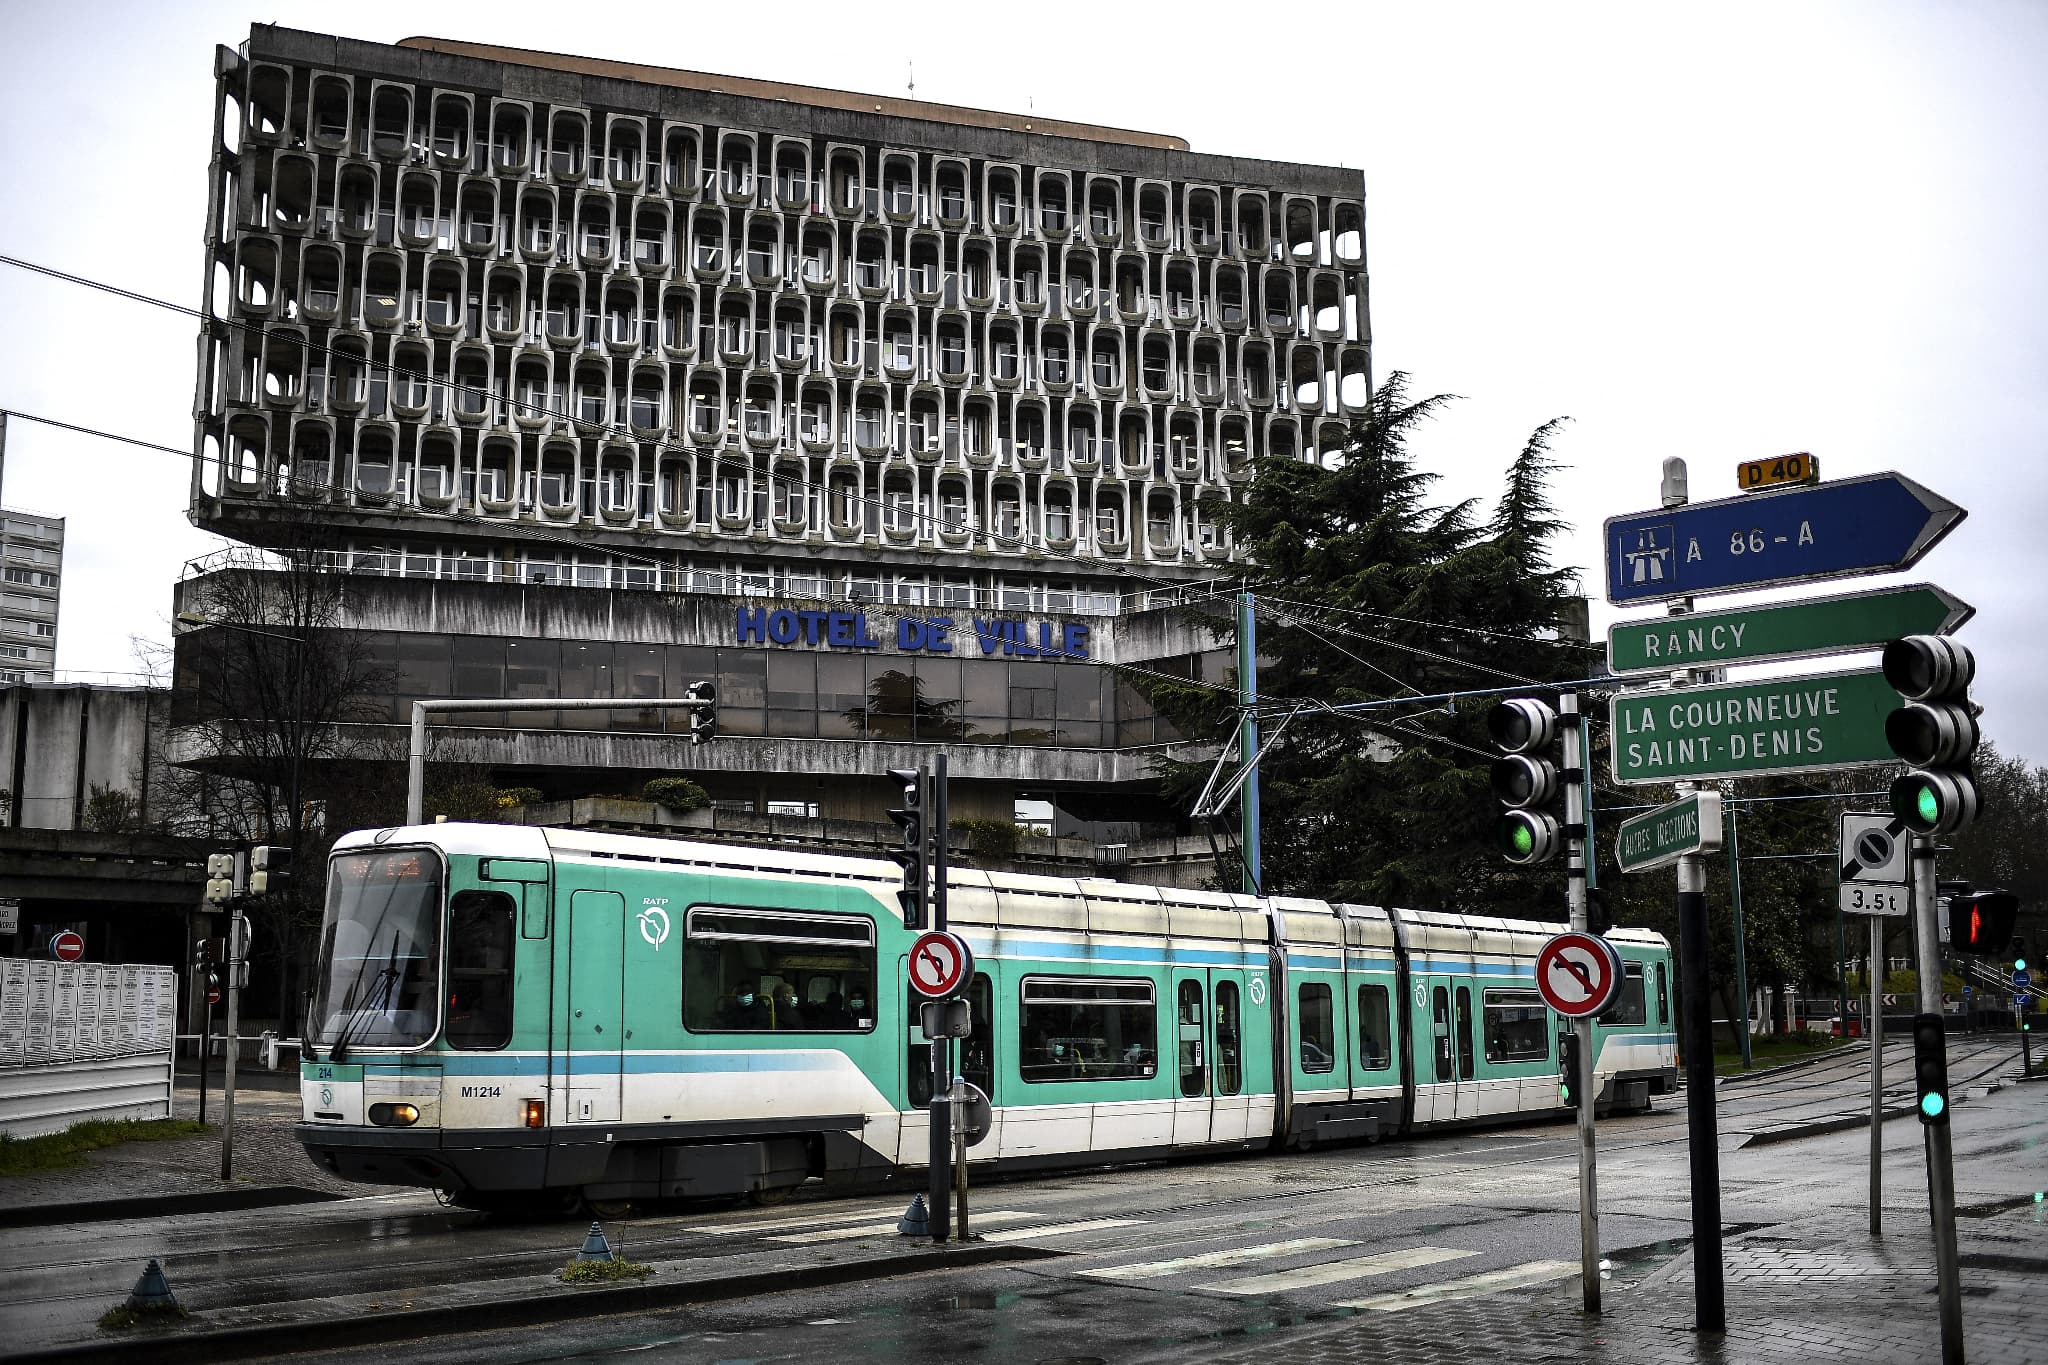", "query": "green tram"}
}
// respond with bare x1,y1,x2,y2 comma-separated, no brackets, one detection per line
297,823,1677,1208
